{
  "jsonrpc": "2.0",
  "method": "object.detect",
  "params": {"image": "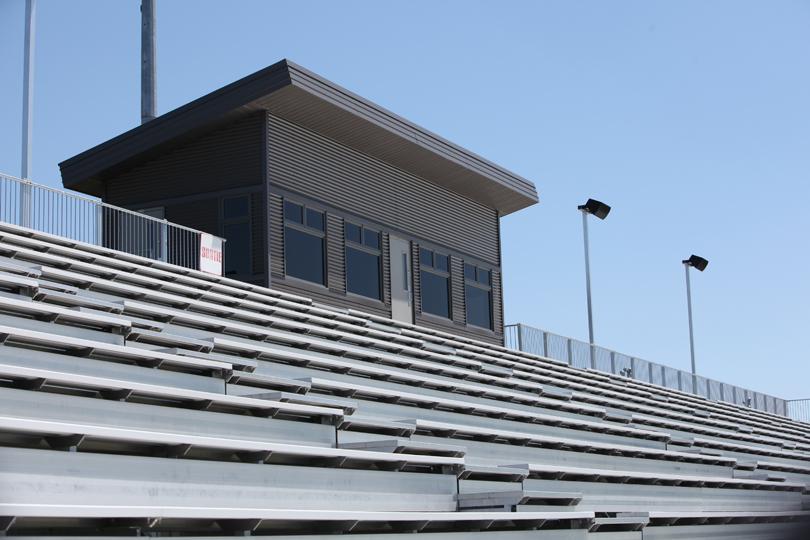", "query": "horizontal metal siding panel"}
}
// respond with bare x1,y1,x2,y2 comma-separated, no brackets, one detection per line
267,115,500,265
105,113,266,207
164,198,218,236
272,279,391,319
412,243,421,316
251,192,266,277
381,233,391,306
327,214,346,295
415,313,503,346
268,192,285,279
492,268,504,335
450,256,465,326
